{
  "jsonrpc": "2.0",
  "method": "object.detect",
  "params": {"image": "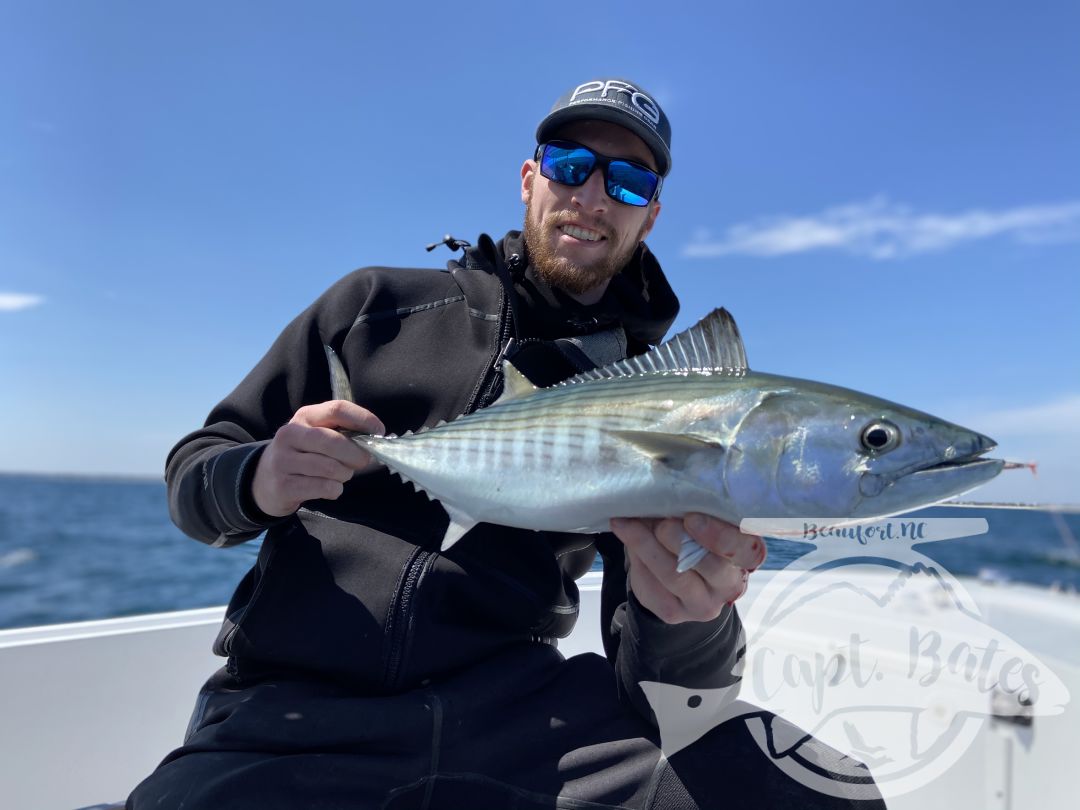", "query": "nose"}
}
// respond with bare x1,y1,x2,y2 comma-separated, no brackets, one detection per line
570,168,608,213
